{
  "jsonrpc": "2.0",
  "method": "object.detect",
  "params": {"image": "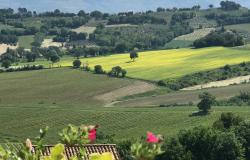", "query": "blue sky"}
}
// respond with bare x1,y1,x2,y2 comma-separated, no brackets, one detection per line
0,0,249,13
